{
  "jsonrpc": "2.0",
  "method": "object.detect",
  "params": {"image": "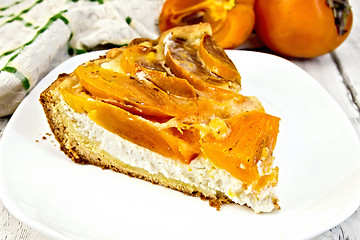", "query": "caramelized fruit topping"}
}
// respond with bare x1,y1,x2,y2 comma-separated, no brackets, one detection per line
61,24,280,187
